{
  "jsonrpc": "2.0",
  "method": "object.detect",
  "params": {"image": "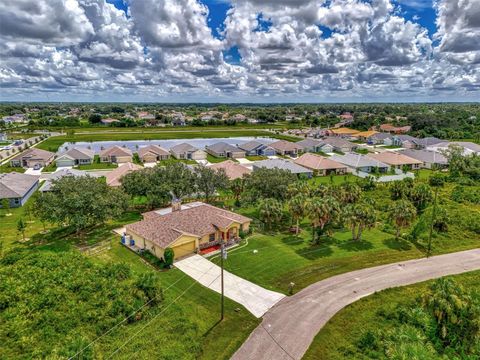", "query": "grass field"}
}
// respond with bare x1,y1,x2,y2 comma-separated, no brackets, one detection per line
303,270,480,360
246,155,268,161
36,129,299,152
0,164,25,173
206,154,228,163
